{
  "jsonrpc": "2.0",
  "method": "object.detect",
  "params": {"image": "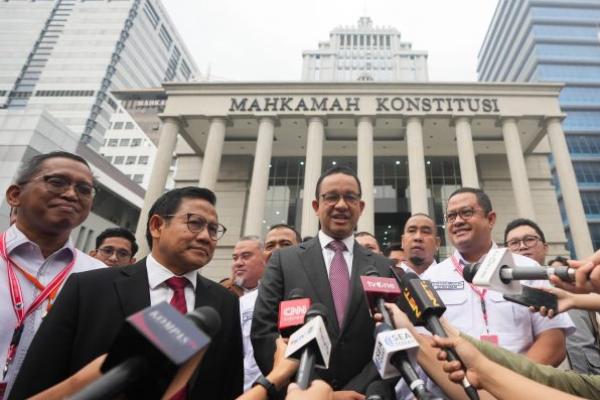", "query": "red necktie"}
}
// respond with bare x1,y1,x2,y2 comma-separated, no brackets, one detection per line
327,240,351,328
164,276,189,400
